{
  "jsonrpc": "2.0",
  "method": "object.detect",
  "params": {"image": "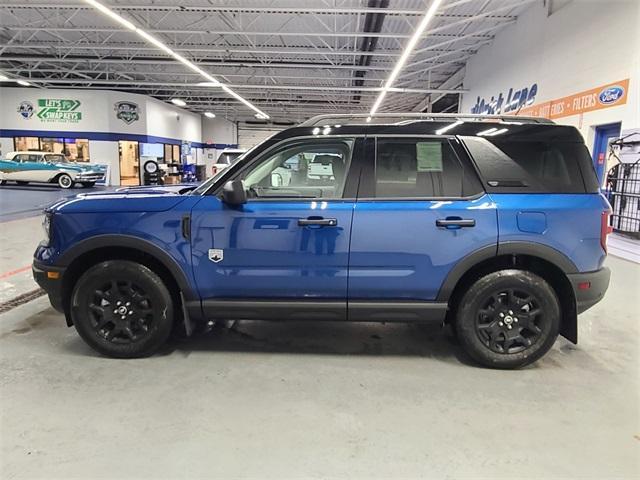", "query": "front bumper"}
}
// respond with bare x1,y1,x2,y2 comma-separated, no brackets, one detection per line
32,260,66,313
75,173,105,182
567,267,611,314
